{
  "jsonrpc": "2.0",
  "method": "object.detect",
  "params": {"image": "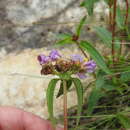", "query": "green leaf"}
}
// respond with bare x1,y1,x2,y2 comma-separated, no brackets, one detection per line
80,0,100,16
117,114,130,129
116,7,125,29
72,78,83,126
80,41,111,74
94,26,112,48
76,16,87,37
95,71,106,89
96,71,116,90
56,33,72,39
56,80,72,98
94,26,120,49
87,88,103,115
46,79,59,124
87,72,105,115
55,38,74,46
